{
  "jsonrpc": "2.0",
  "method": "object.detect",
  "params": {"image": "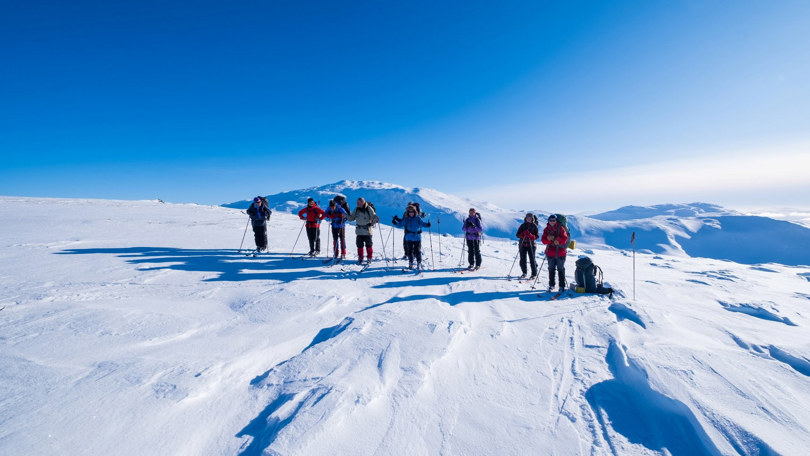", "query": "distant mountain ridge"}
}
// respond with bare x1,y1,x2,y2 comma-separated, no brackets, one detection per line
224,181,810,266
223,180,522,239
